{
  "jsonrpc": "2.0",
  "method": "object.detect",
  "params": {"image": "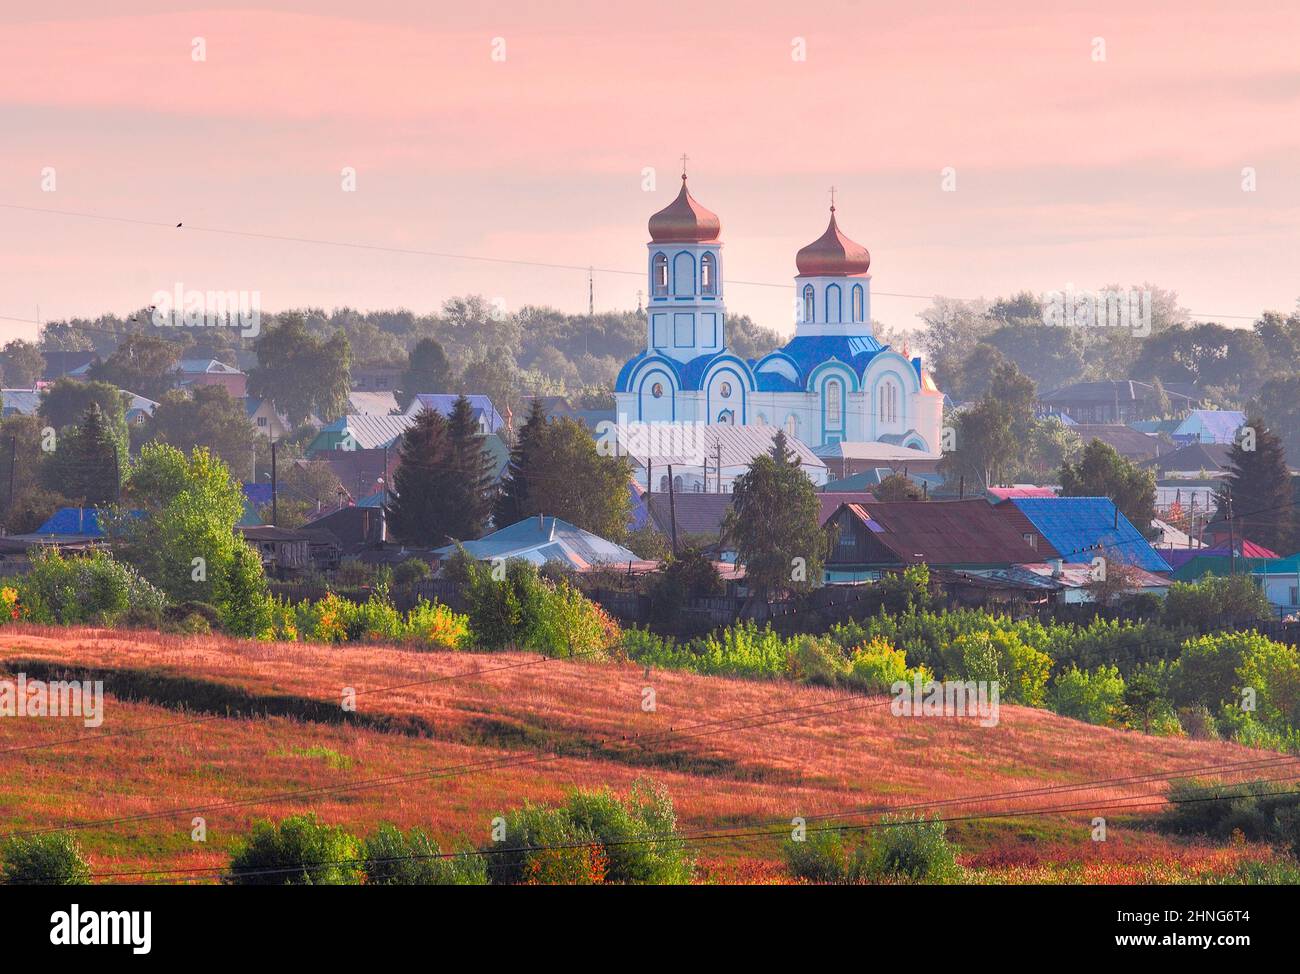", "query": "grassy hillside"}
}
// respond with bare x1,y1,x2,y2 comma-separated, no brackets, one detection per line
0,624,1288,883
